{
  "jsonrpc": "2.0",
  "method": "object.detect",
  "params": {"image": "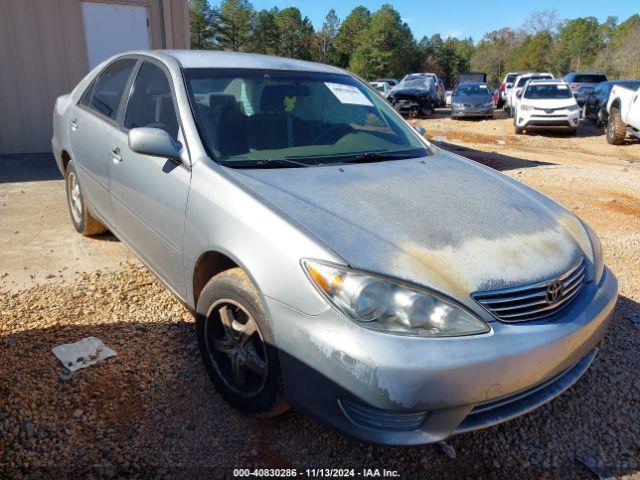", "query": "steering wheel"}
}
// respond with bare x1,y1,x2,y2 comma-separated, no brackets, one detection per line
313,124,354,145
